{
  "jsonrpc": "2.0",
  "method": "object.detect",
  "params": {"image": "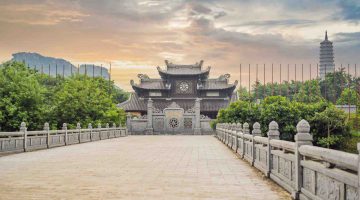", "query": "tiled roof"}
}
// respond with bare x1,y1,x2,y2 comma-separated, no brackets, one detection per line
131,79,169,90
117,93,146,111
199,79,238,90
157,66,210,76
118,93,239,112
